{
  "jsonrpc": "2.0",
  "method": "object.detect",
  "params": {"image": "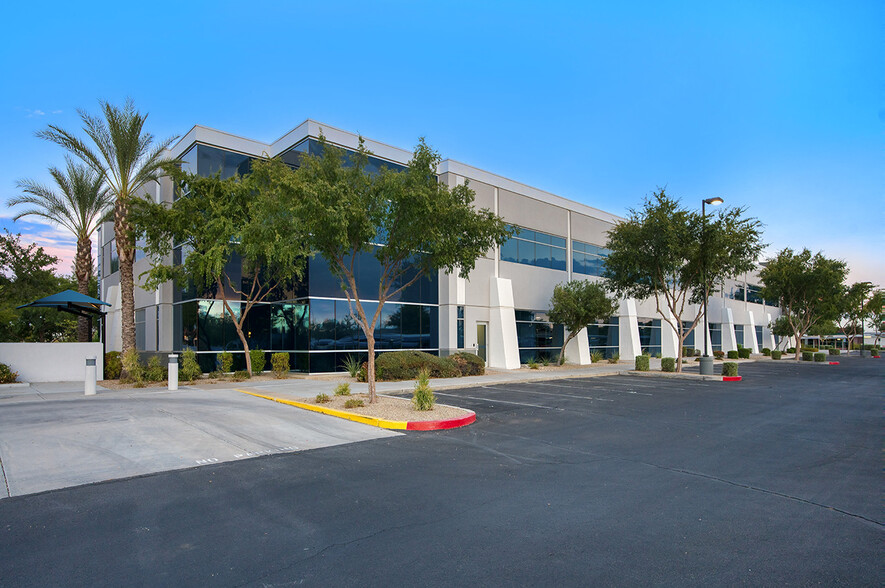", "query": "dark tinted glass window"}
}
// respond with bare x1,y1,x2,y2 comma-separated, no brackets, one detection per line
500,226,567,271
